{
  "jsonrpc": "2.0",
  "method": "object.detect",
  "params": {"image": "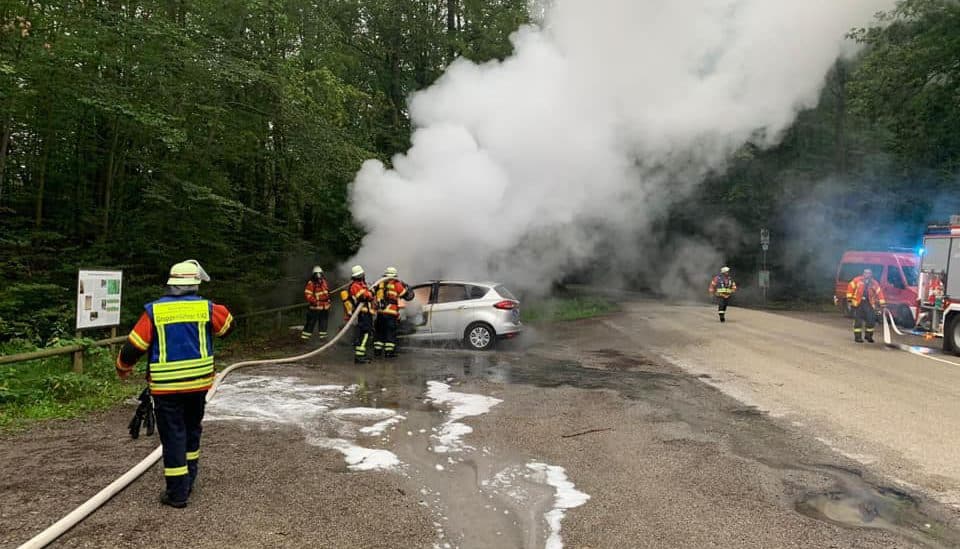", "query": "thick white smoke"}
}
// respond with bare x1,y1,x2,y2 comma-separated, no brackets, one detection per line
348,0,893,291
